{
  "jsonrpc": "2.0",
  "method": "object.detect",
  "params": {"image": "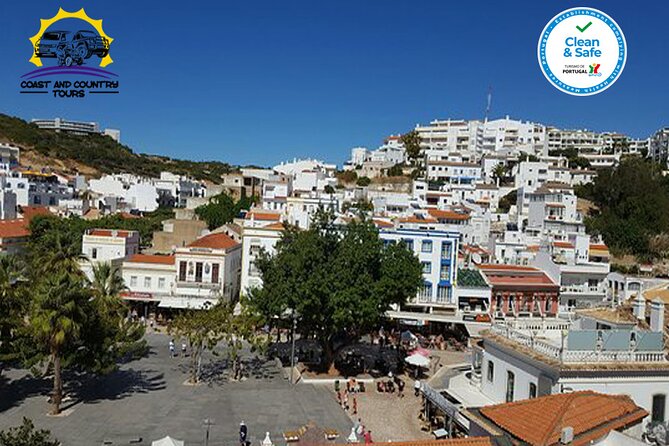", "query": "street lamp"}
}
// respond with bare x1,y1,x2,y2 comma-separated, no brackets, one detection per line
203,418,215,446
